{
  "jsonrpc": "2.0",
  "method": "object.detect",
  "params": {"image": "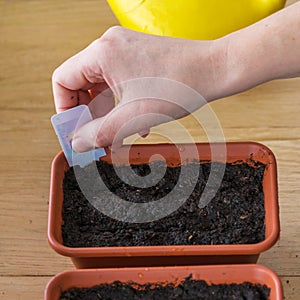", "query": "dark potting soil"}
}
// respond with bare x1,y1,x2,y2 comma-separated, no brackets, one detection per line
60,276,271,300
62,159,266,247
